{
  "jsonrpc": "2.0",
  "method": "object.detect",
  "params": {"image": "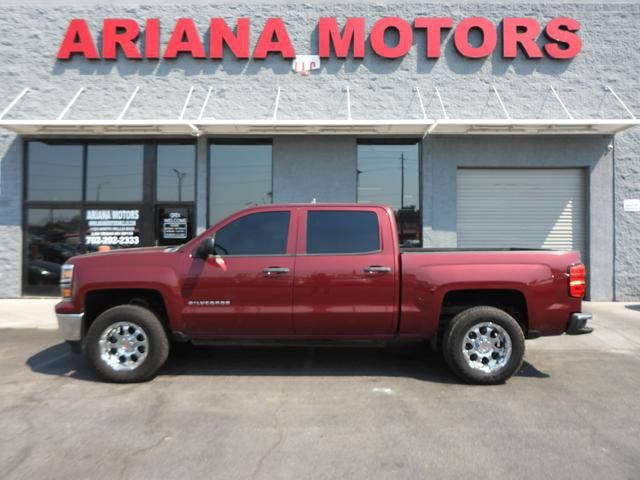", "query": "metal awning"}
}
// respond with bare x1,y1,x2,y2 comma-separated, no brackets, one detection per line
1,84,638,136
